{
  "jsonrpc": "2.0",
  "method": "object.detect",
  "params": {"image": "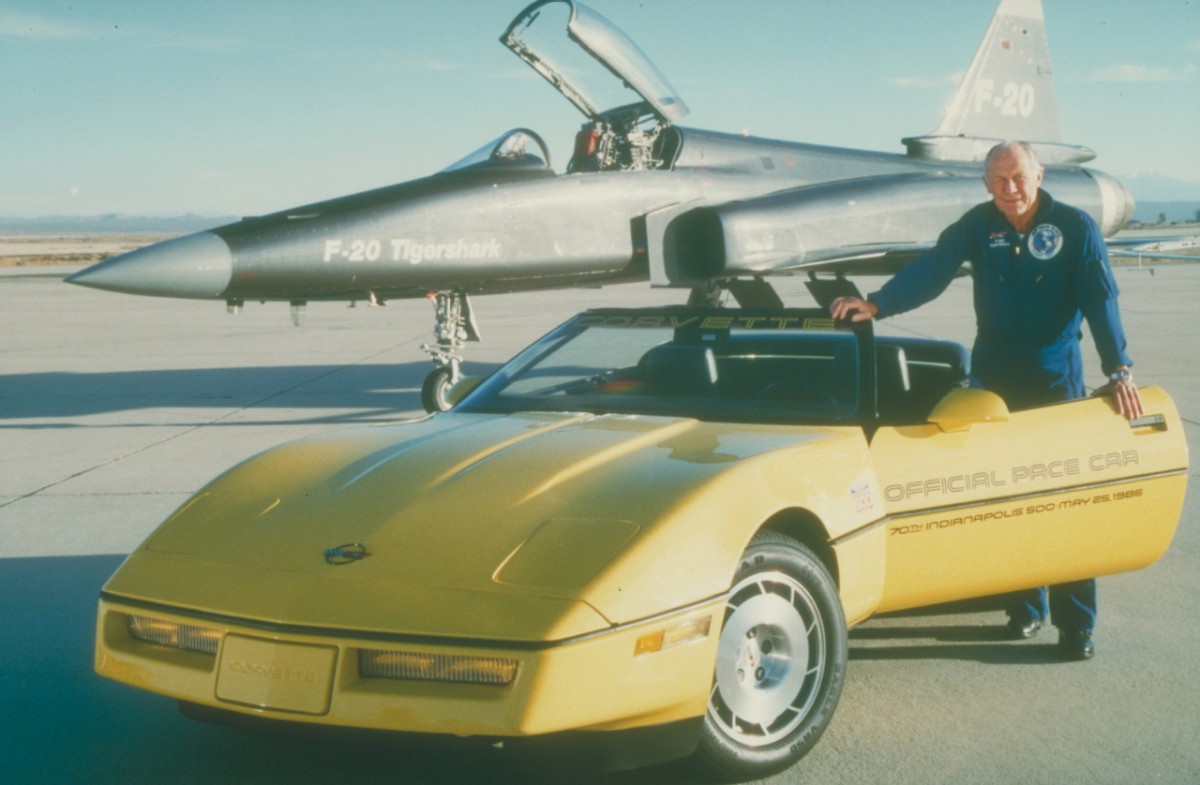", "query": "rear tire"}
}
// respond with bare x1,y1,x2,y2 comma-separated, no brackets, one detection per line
691,531,847,782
